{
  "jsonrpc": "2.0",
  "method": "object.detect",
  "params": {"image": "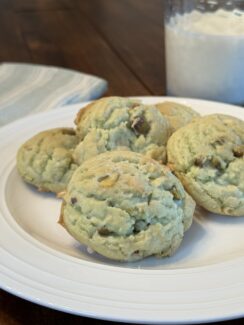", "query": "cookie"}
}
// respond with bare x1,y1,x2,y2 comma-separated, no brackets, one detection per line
17,128,79,193
75,96,141,139
156,101,200,133
60,151,195,262
74,96,171,164
167,114,244,216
